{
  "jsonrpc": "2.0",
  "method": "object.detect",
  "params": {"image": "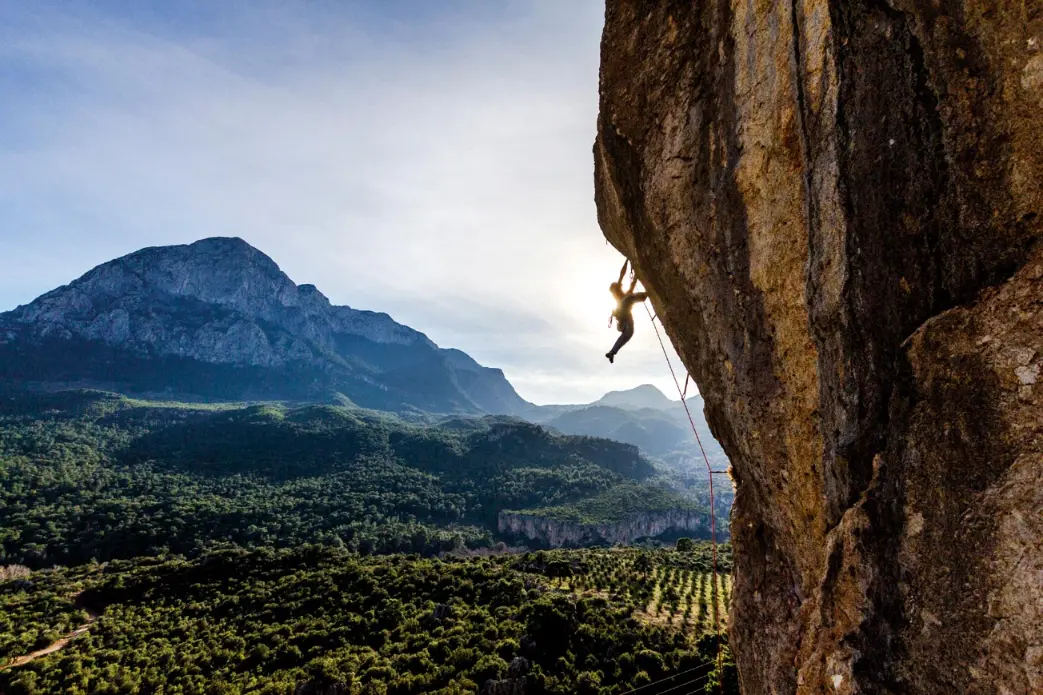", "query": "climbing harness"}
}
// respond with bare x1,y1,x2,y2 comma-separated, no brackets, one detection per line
644,301,725,693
